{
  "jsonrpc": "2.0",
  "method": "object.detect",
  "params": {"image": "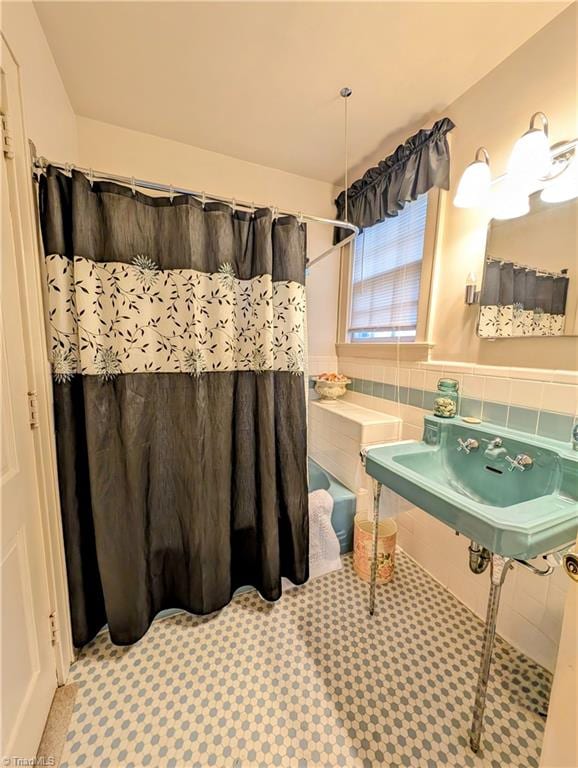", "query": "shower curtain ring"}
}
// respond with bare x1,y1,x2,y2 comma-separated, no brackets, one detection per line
64,162,73,176
250,201,255,218
131,177,136,196
297,211,304,225
231,198,236,213
89,168,94,188
169,184,174,203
